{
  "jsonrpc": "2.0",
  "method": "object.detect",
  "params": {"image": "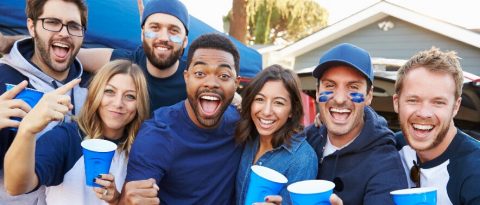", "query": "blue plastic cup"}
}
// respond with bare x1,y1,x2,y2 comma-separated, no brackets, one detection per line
390,187,437,205
5,84,44,131
287,180,335,205
81,139,117,187
244,165,288,205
